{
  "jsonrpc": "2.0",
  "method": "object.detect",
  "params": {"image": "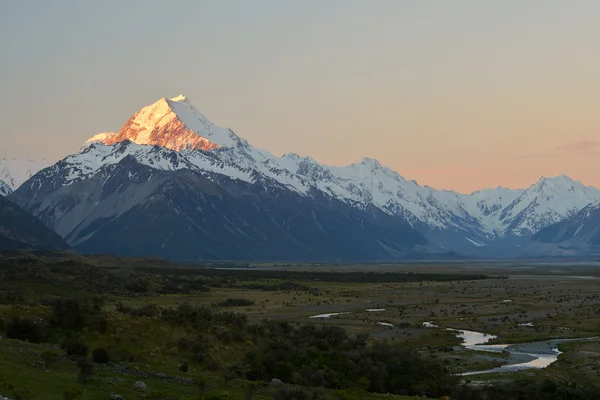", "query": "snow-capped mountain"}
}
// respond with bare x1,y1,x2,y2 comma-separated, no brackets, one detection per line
497,176,600,235
9,95,600,258
10,96,426,260
276,153,600,253
0,154,50,194
82,132,116,149
530,202,600,253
